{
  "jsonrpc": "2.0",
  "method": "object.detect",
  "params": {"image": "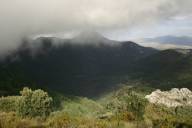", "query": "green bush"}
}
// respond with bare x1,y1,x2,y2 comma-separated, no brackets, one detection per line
106,88,148,121
17,87,53,118
0,96,20,112
145,104,192,128
125,93,147,121
0,112,46,128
